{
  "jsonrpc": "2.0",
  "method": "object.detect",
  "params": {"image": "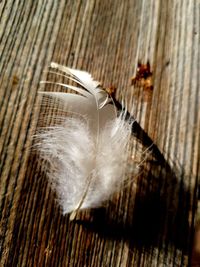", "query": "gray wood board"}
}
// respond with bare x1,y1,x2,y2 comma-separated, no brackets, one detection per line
0,1,199,266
